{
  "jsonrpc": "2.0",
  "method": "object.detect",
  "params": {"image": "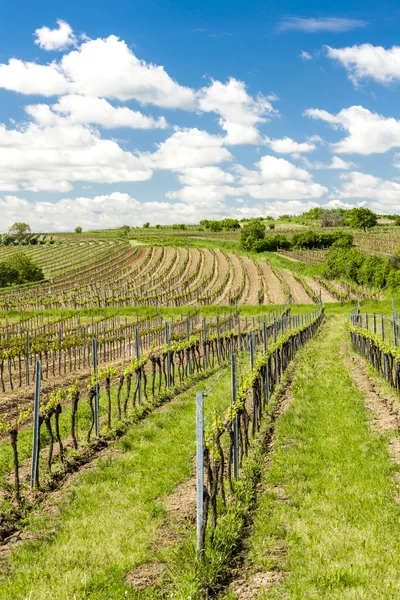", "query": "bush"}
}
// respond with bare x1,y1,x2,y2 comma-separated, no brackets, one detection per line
292,229,353,249
240,220,265,251
252,234,291,252
0,253,44,288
